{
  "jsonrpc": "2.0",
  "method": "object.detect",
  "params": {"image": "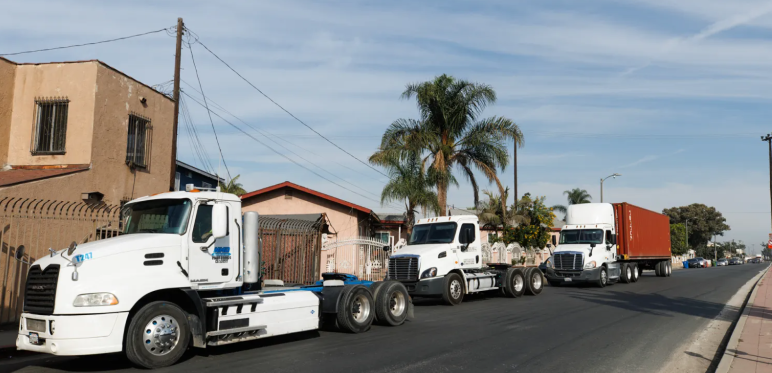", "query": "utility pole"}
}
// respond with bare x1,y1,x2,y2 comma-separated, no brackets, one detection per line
513,141,518,211
169,17,184,191
763,134,772,232
685,219,689,256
